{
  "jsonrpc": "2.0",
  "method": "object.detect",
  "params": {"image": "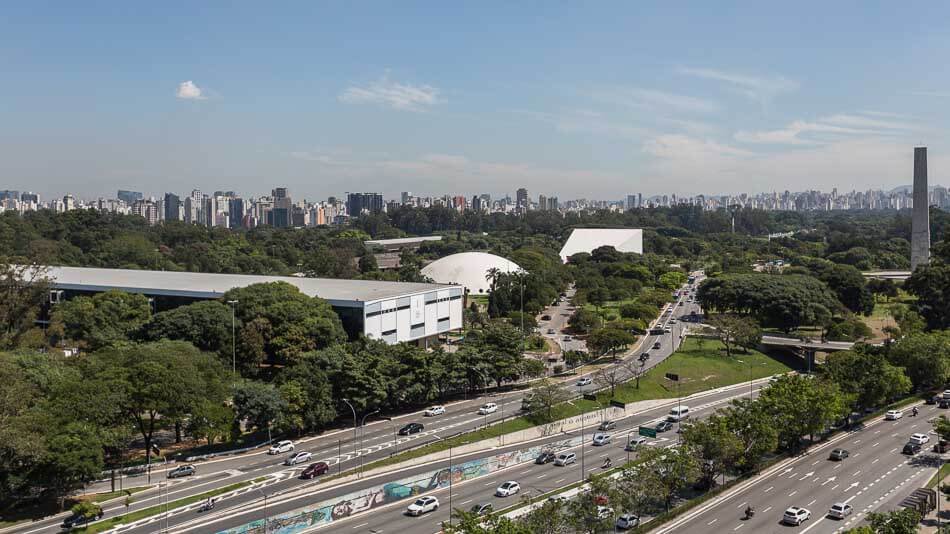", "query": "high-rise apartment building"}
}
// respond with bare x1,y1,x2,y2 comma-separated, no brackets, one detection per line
401,192,412,205
163,193,181,222
269,188,292,228
228,198,245,229
117,190,143,205
346,192,384,217
516,188,528,210
131,199,160,225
